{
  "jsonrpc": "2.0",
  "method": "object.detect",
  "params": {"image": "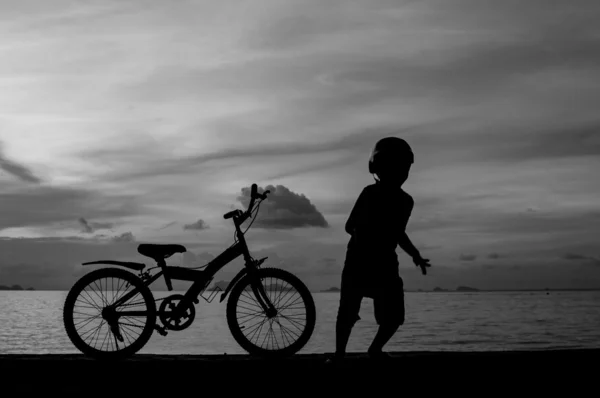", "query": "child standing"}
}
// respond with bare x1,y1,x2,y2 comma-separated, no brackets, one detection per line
333,136,431,360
